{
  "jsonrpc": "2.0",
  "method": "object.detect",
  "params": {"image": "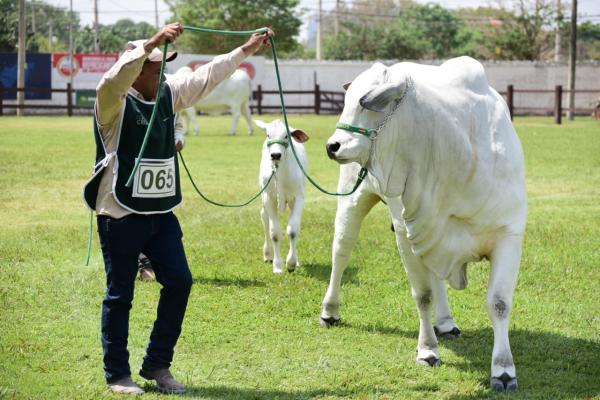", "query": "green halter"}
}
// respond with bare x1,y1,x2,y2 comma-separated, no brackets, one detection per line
335,123,376,138
266,139,289,148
